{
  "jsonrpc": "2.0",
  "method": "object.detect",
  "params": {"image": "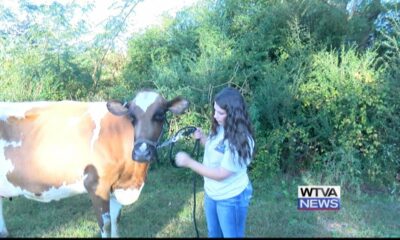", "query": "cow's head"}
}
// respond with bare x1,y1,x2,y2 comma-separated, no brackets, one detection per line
106,90,189,163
